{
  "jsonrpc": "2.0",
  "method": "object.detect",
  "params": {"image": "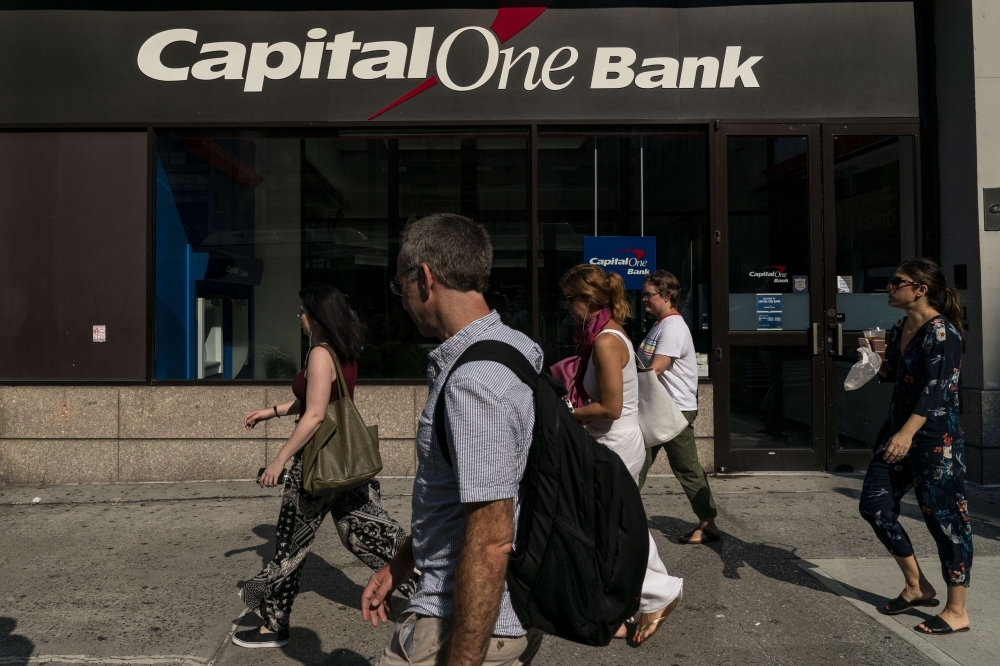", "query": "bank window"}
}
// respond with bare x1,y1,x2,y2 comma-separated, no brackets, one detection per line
153,130,529,380
833,135,917,330
537,126,710,373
